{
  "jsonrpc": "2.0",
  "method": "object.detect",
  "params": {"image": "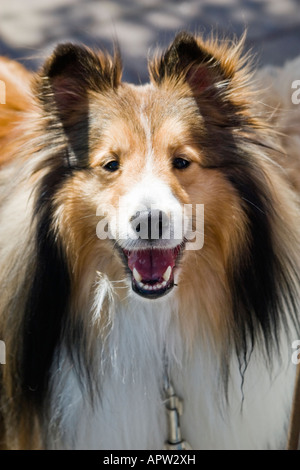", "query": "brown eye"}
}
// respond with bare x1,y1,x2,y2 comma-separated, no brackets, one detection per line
103,160,120,172
173,157,191,170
